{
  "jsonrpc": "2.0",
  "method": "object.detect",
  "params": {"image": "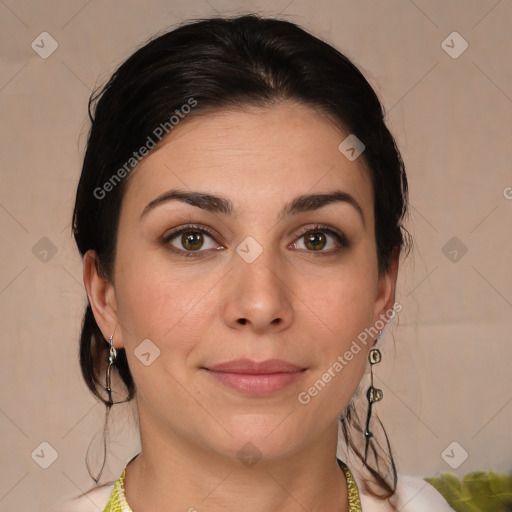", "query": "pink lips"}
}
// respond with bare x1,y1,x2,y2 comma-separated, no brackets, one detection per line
204,359,306,395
